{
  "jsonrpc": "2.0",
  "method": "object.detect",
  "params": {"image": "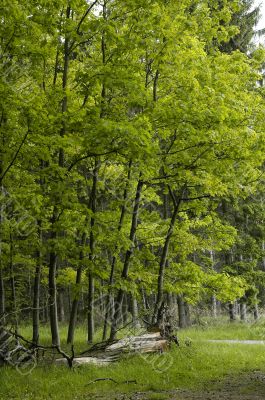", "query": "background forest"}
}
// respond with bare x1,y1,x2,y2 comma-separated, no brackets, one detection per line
1,0,265,352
